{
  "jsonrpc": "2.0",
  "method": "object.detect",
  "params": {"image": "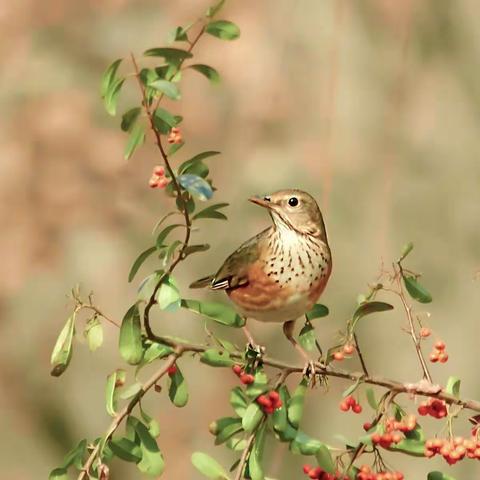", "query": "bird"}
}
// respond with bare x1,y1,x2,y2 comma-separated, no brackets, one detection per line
190,189,332,368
